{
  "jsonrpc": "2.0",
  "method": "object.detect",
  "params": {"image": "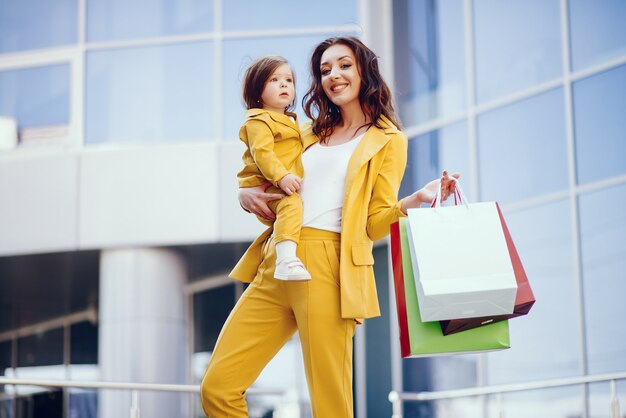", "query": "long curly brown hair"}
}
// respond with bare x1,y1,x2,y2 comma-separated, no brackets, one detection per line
303,36,400,142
